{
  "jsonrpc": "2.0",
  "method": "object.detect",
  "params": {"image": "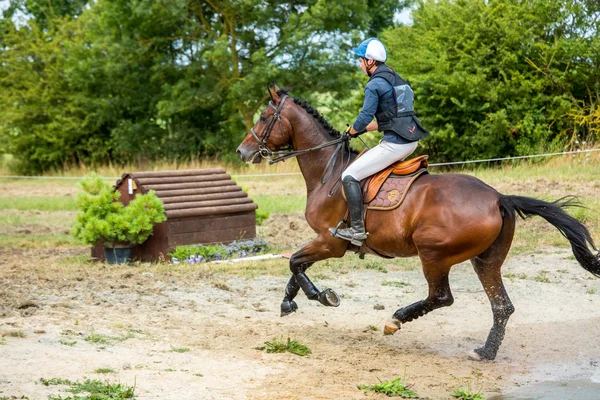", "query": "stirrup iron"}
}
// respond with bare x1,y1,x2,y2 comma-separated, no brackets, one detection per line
328,219,347,238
